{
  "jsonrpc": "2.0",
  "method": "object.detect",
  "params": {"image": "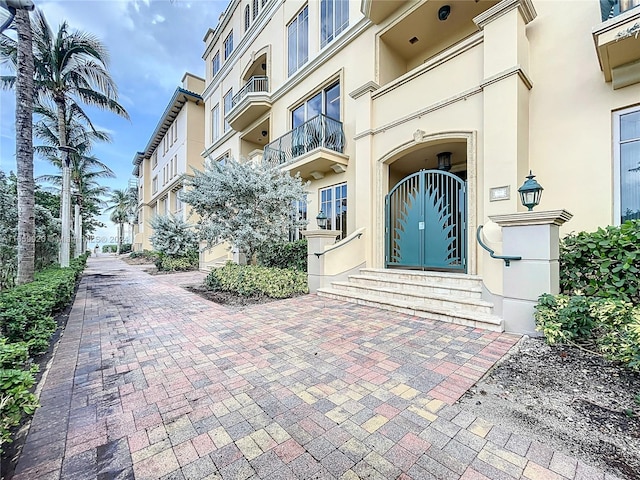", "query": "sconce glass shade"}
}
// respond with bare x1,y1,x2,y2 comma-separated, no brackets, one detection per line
316,210,328,229
437,151,452,172
518,171,543,211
